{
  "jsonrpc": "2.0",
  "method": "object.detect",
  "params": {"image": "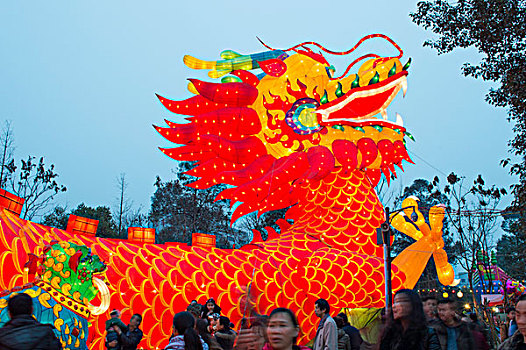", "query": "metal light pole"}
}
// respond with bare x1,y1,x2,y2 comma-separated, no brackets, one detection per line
381,207,392,311
377,205,416,313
